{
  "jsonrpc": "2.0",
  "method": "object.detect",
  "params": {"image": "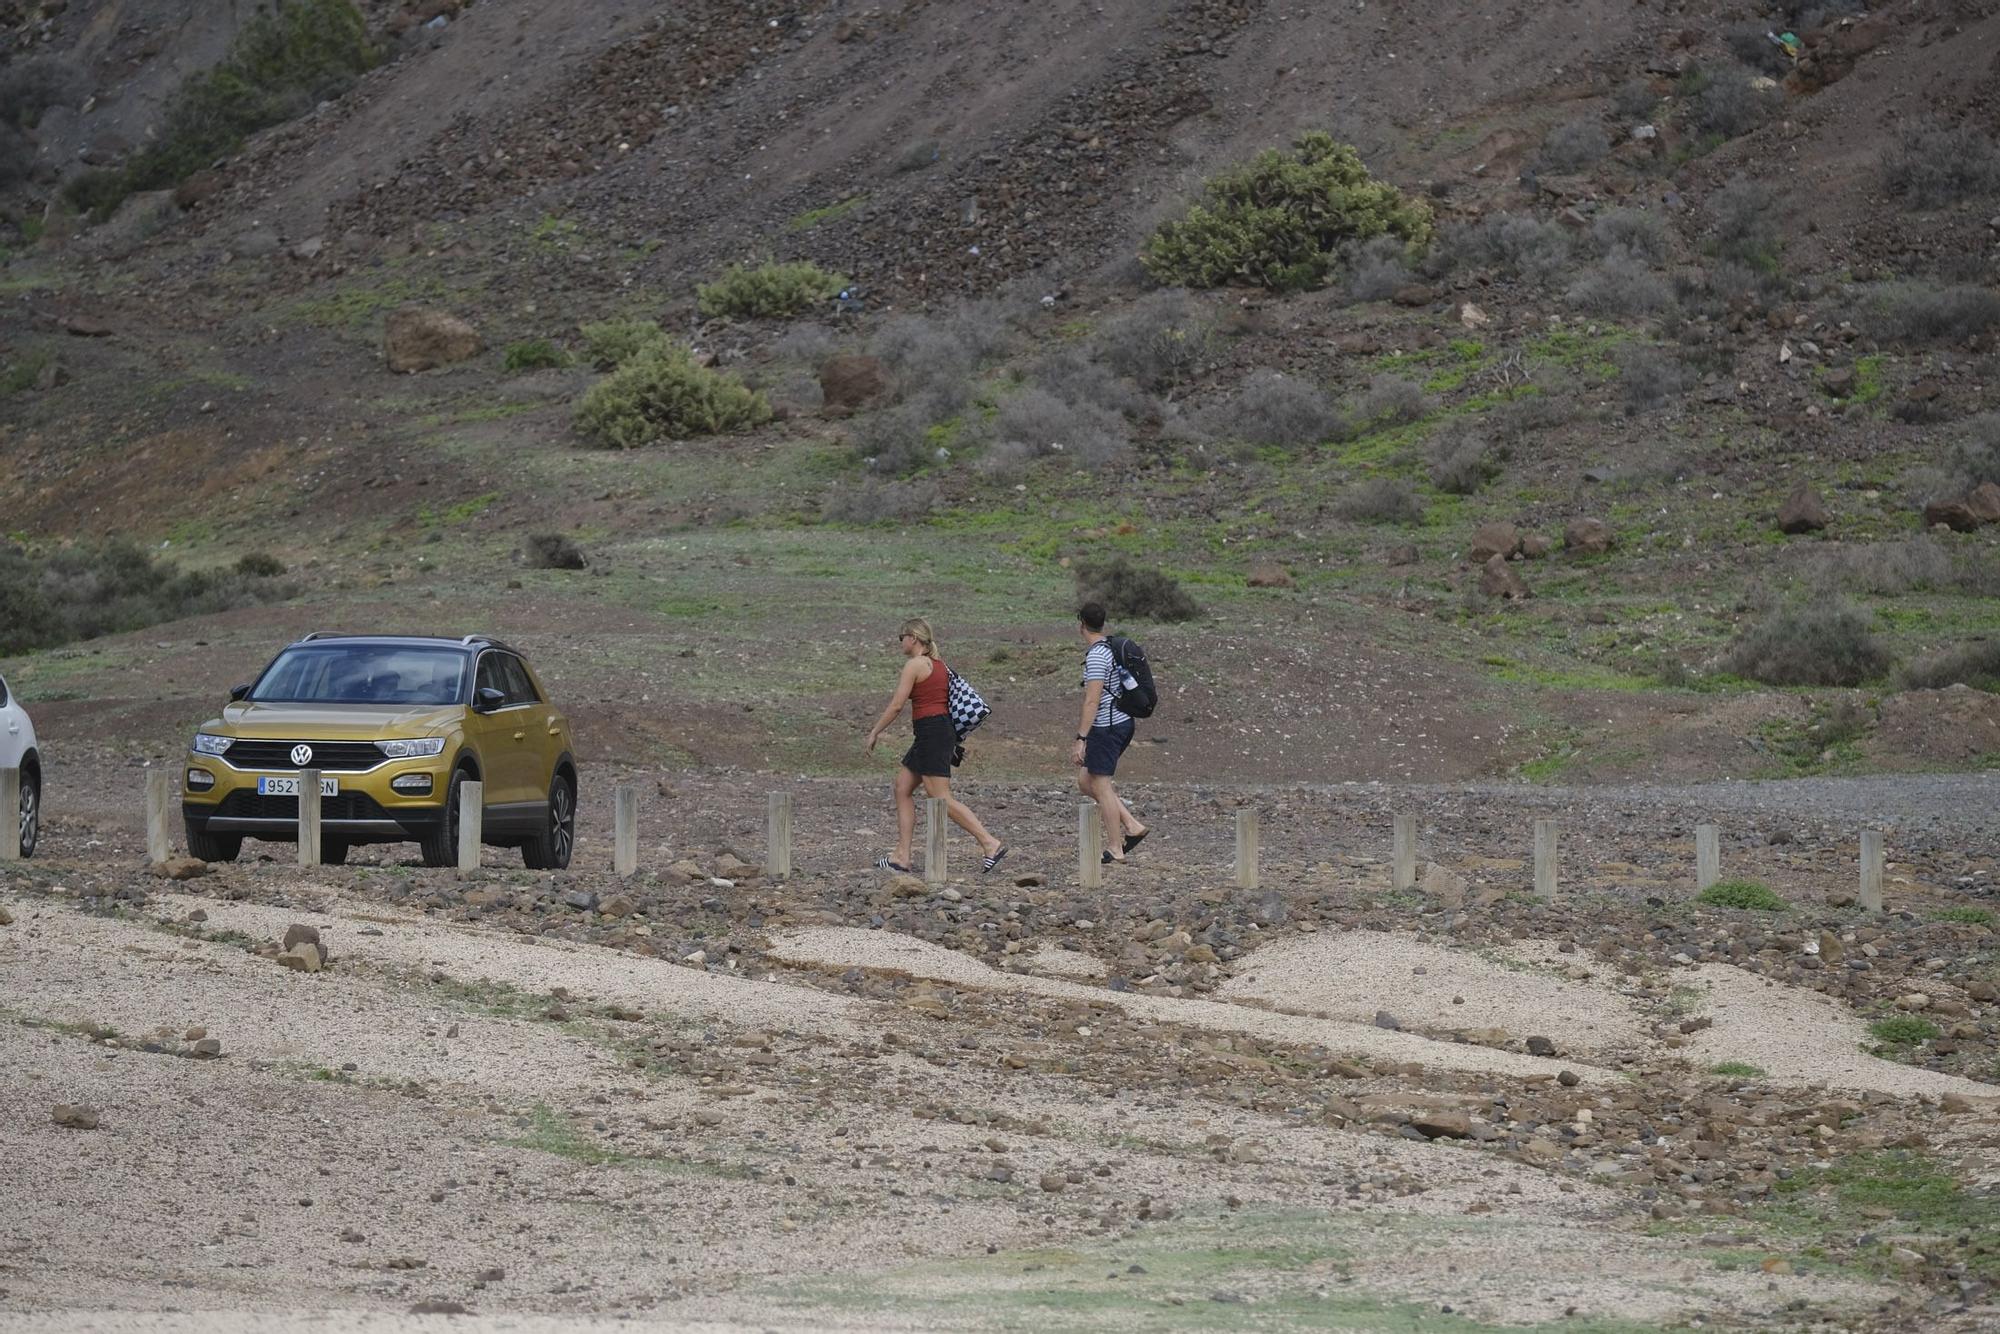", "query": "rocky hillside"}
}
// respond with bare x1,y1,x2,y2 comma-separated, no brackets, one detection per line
1,0,1998,783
